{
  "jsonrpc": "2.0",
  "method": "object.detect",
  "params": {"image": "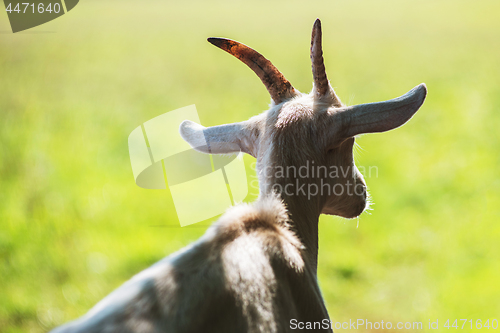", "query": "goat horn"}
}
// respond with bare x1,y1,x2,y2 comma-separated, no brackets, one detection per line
208,38,298,104
310,19,342,106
